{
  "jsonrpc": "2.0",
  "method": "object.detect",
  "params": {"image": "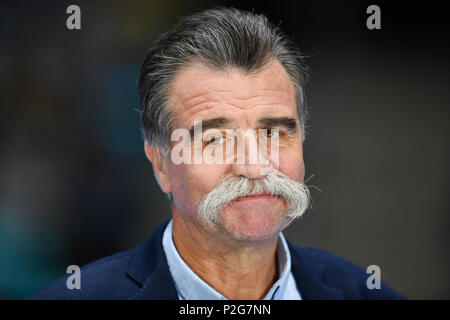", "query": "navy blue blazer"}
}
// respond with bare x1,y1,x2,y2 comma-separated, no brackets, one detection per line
28,220,403,300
